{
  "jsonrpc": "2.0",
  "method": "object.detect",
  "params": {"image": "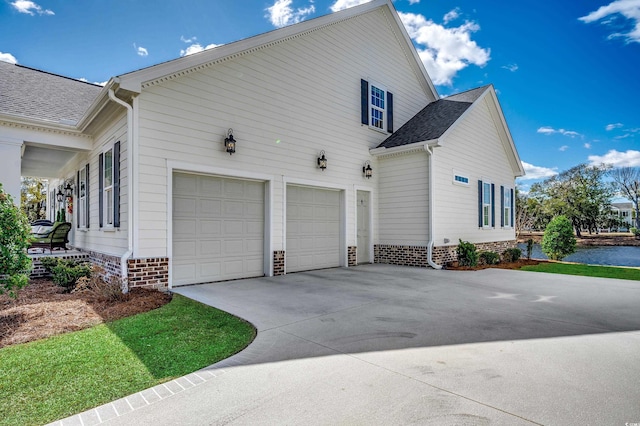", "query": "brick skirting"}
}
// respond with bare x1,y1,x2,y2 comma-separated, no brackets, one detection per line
127,257,169,291
29,252,90,279
375,240,518,268
273,250,285,276
348,246,357,267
